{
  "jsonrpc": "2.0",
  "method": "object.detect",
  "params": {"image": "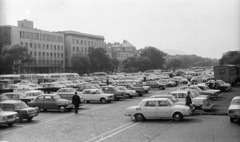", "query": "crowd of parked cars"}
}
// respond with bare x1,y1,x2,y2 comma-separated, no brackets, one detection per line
0,68,239,127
